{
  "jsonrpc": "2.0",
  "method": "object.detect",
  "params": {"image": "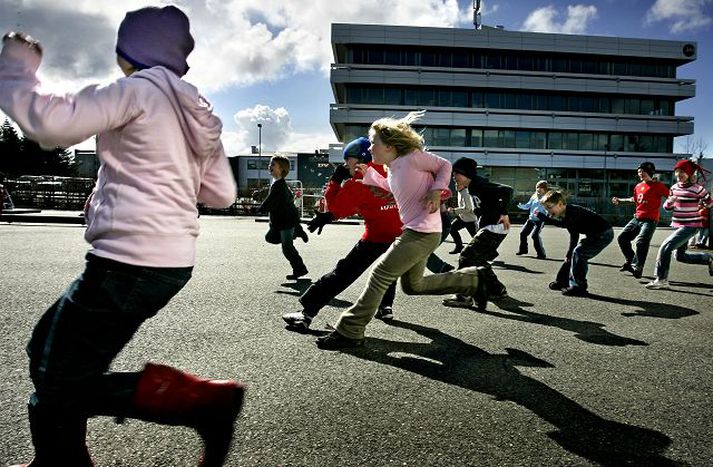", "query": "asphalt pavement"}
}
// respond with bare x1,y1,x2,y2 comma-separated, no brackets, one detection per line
1,216,711,466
